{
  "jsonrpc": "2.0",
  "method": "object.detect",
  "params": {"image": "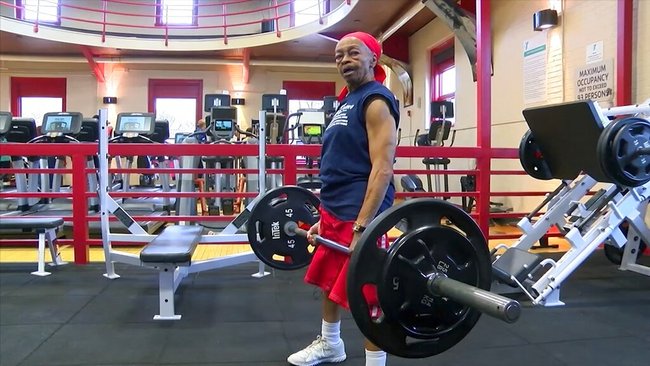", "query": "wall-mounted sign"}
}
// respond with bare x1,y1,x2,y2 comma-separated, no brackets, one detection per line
575,59,613,102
